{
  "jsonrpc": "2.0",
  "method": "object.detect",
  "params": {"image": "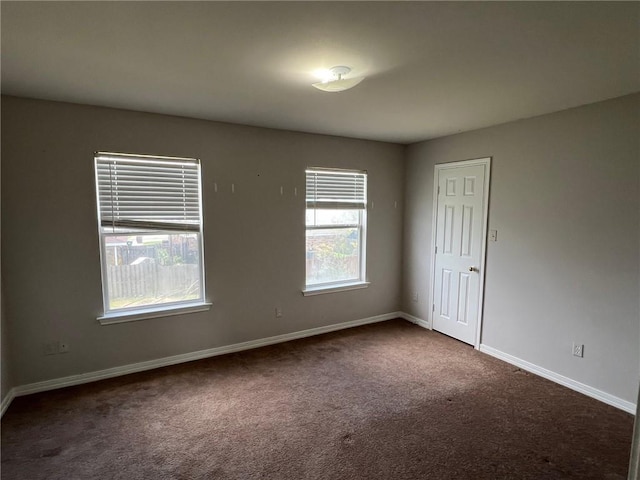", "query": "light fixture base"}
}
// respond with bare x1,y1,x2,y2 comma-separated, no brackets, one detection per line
330,66,351,78
311,65,364,93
